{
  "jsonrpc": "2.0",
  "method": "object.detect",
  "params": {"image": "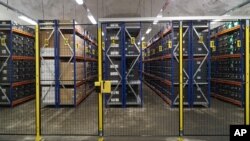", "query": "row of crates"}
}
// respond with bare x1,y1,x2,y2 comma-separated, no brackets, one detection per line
143,21,210,107
103,23,142,107
210,21,245,107
0,21,35,106
39,20,97,107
